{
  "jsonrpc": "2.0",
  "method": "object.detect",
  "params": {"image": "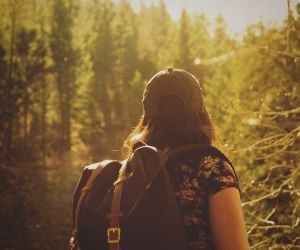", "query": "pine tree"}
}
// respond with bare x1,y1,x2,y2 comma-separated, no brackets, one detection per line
177,9,193,71
50,0,77,155
113,0,139,127
0,33,8,156
151,0,173,67
2,0,23,160
87,0,116,158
